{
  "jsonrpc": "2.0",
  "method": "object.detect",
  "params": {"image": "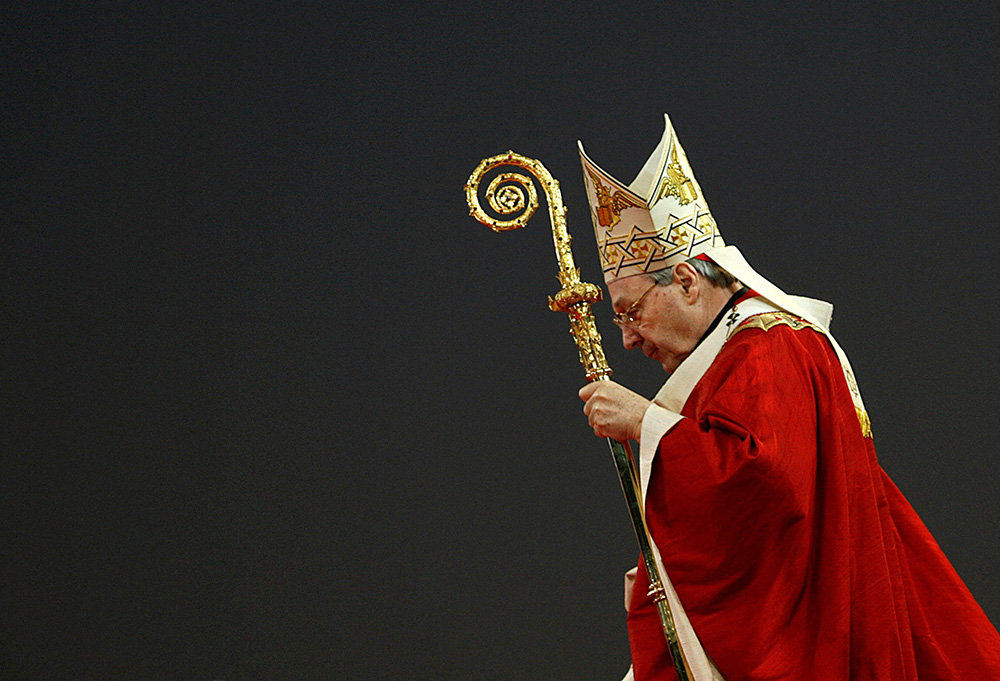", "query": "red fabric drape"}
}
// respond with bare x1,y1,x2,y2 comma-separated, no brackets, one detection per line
628,322,1000,679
